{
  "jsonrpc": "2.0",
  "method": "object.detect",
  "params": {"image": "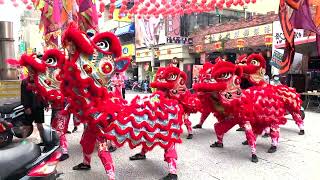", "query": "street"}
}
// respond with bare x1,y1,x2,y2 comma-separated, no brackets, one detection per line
25,92,320,180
